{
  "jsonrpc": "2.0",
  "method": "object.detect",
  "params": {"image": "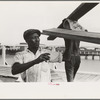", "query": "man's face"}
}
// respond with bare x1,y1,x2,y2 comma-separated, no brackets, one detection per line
26,33,40,48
